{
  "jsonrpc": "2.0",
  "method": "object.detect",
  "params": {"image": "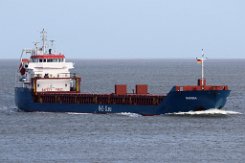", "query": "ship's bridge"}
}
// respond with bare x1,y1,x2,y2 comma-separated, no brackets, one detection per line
30,54,65,63
17,29,77,92
27,54,74,79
